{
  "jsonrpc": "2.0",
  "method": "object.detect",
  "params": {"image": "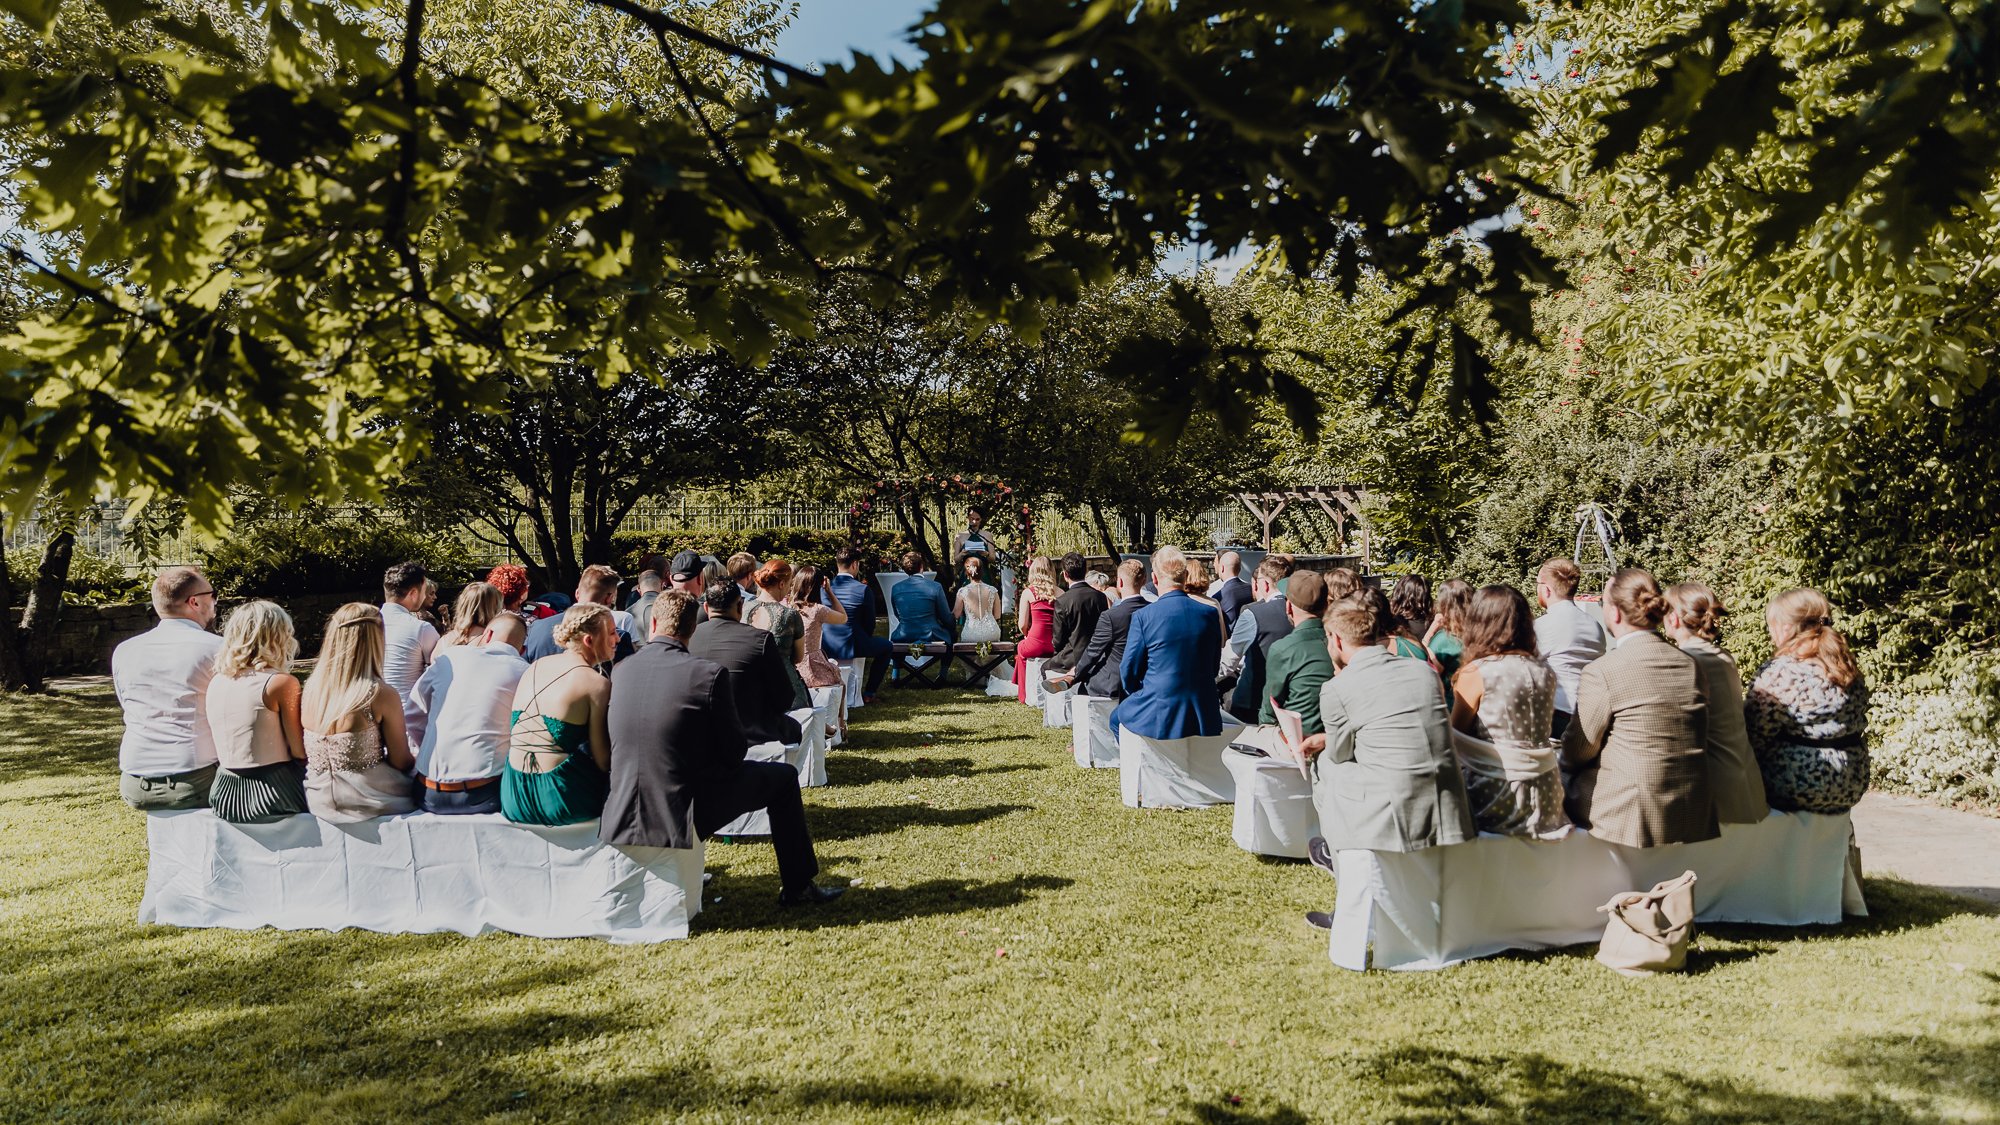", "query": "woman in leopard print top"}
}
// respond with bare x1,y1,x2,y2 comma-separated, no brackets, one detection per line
1745,589,1870,813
